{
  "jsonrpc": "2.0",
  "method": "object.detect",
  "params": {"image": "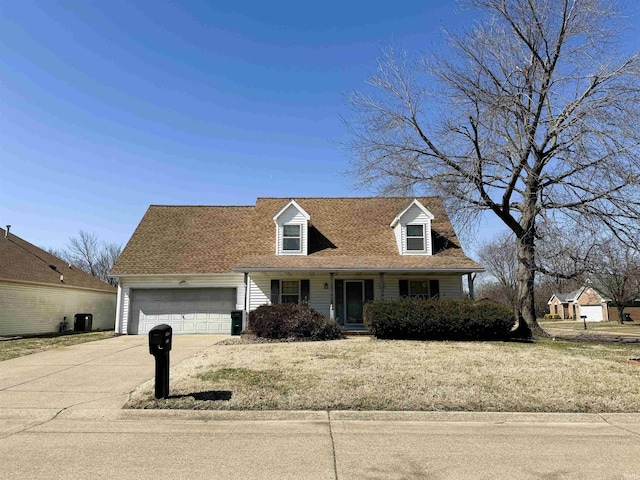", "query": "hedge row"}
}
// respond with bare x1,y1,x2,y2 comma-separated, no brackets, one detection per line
363,298,514,340
249,303,344,341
